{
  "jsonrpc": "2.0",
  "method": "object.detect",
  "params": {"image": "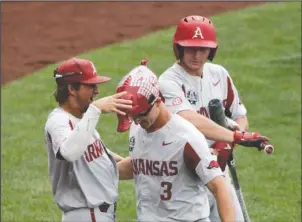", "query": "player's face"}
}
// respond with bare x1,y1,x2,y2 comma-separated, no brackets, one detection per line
181,47,210,75
133,101,160,130
75,84,99,113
